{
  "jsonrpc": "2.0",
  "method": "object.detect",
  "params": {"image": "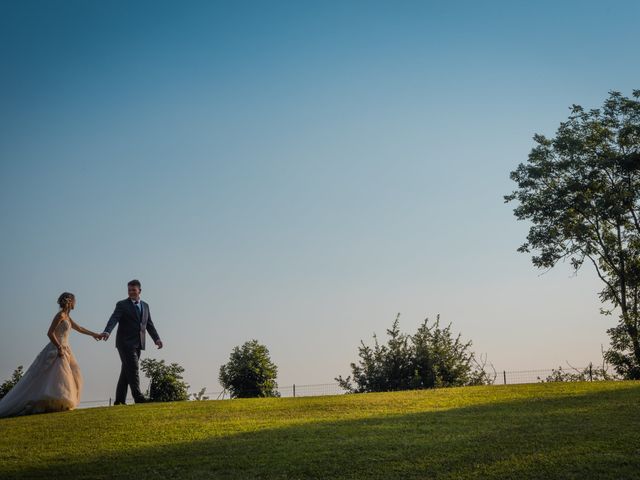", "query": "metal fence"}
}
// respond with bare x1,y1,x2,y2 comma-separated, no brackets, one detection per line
77,365,617,409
